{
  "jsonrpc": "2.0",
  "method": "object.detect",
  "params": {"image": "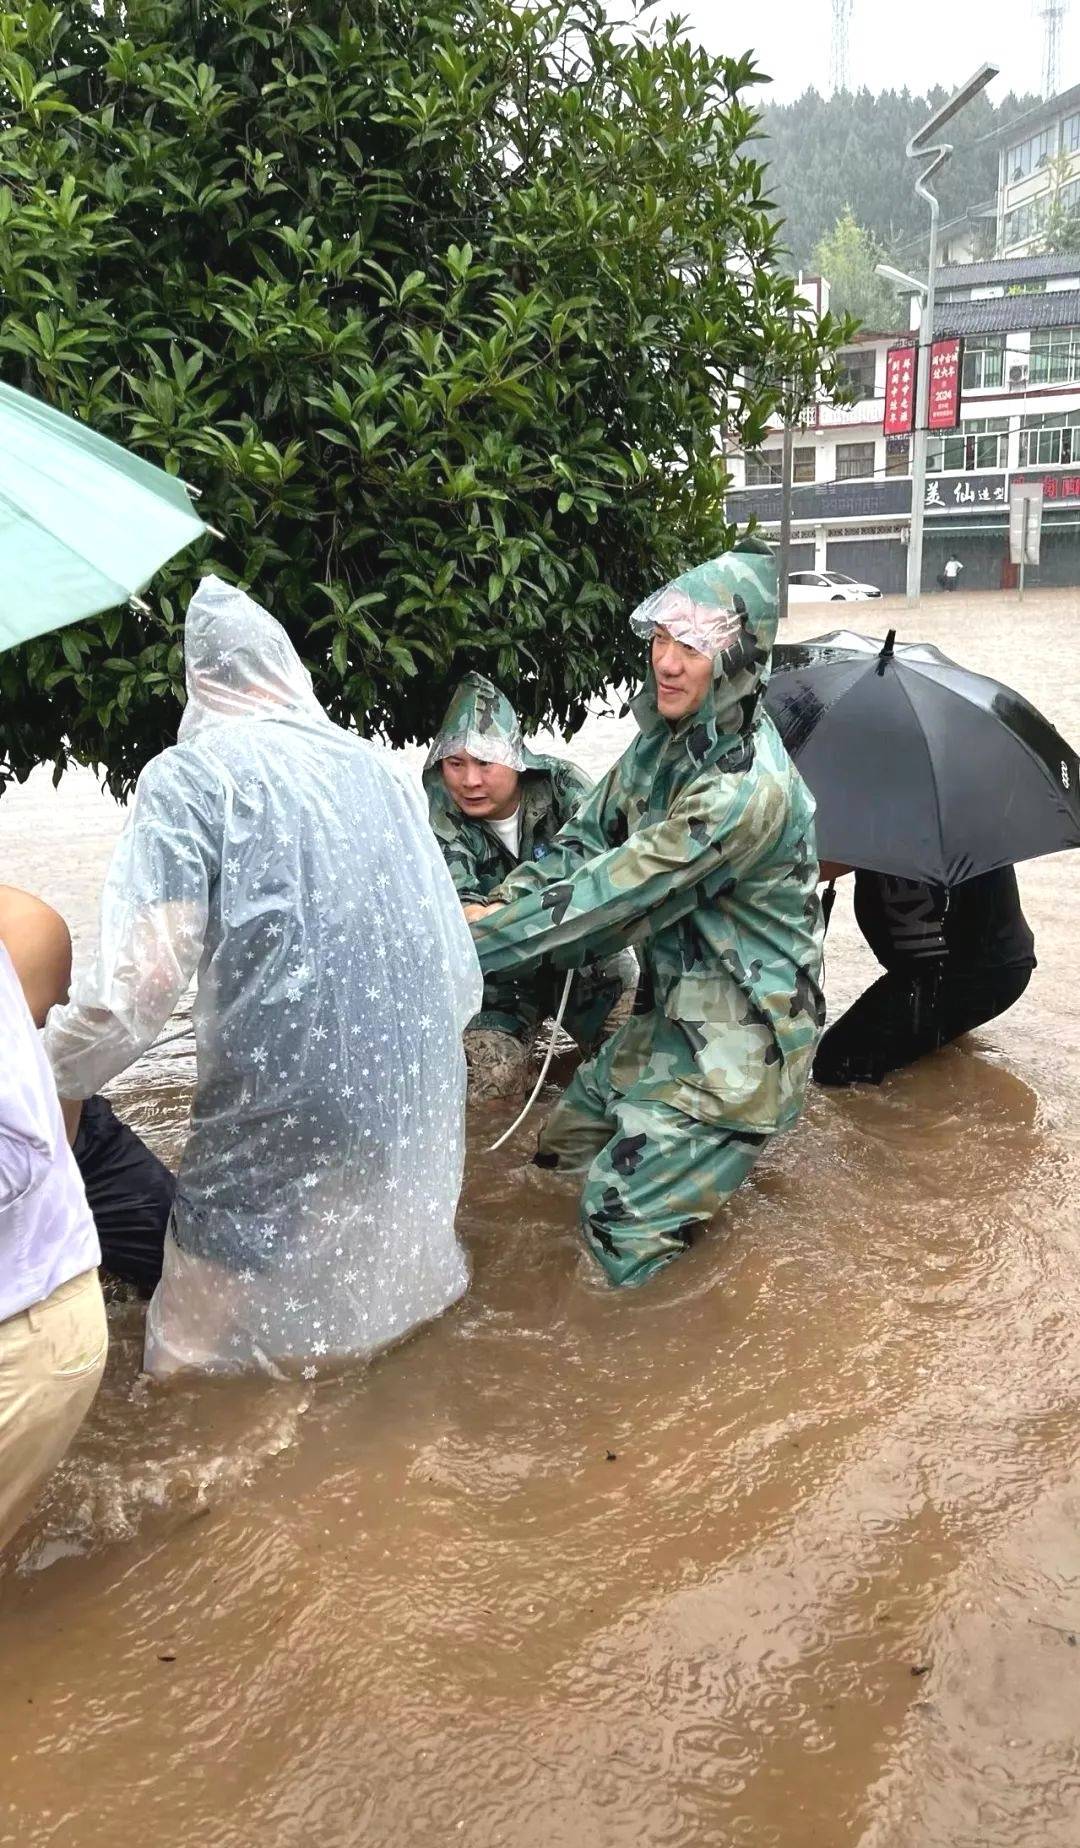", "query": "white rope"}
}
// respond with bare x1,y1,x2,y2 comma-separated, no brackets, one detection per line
487,969,574,1153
